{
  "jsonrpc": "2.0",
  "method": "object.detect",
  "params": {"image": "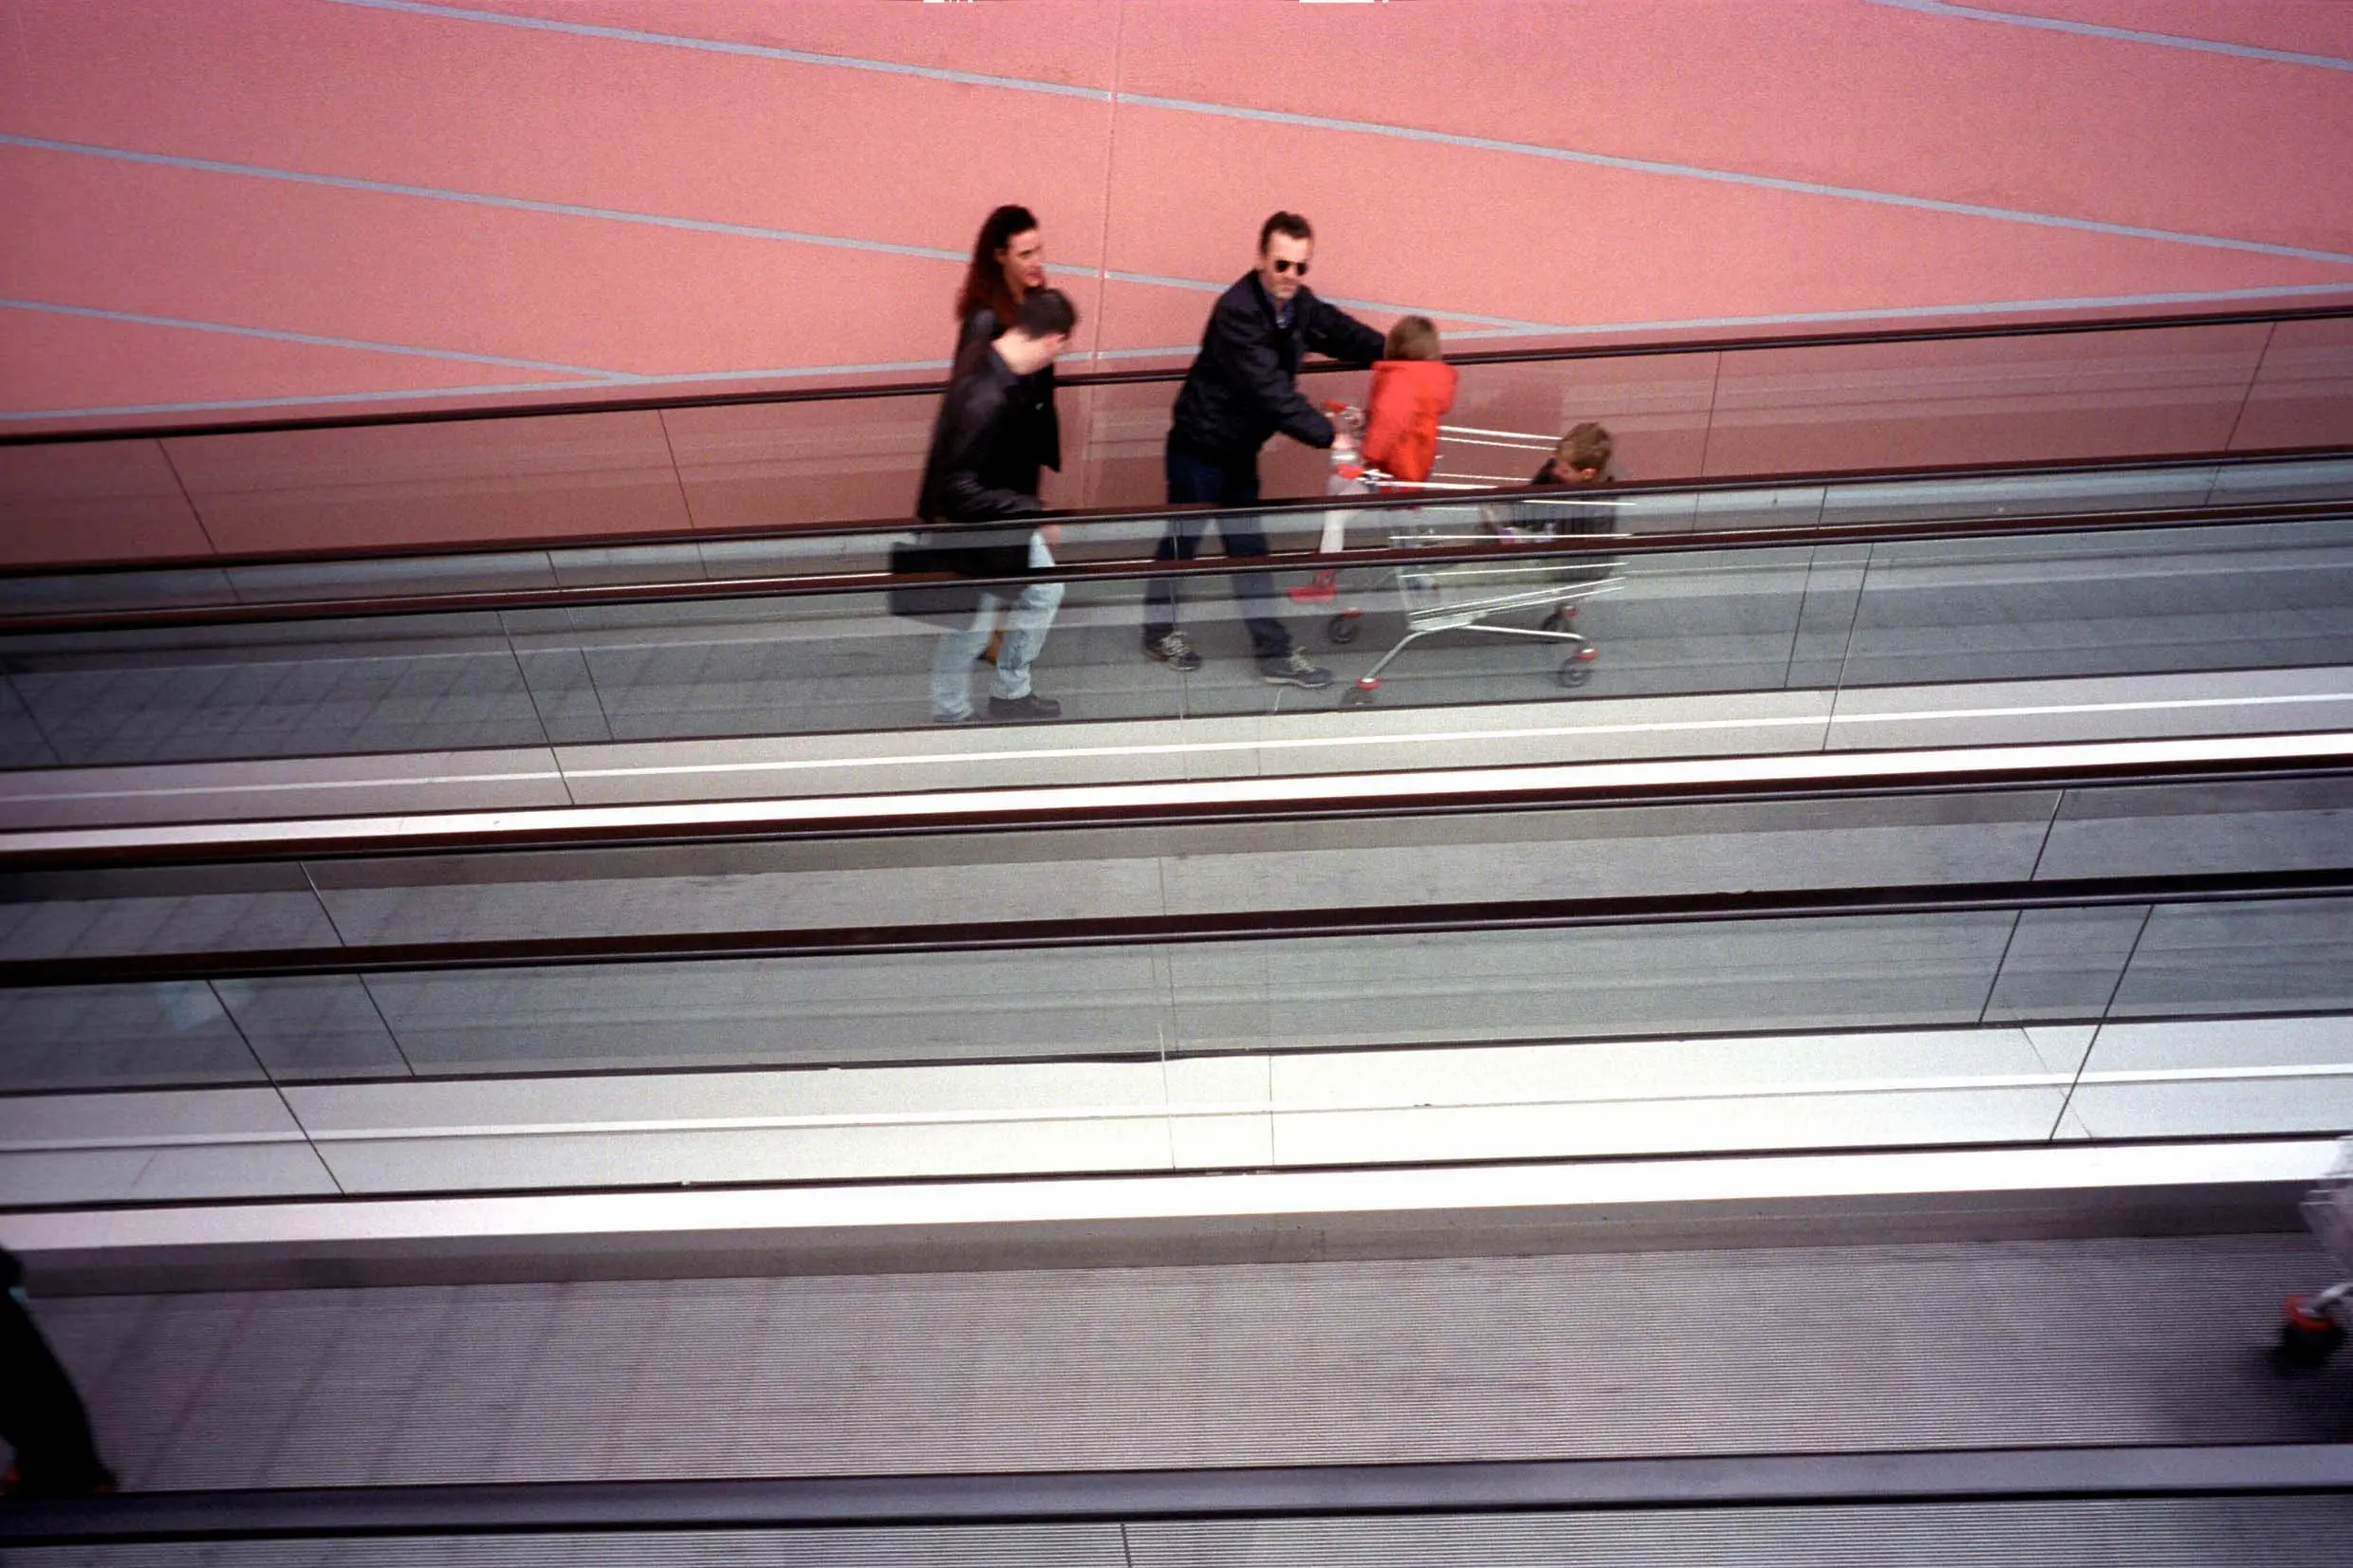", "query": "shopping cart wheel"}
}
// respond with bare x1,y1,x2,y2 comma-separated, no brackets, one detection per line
1540,607,1576,631
1326,612,1362,645
1556,652,1596,689
2279,1299,2347,1366
1341,677,1380,708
